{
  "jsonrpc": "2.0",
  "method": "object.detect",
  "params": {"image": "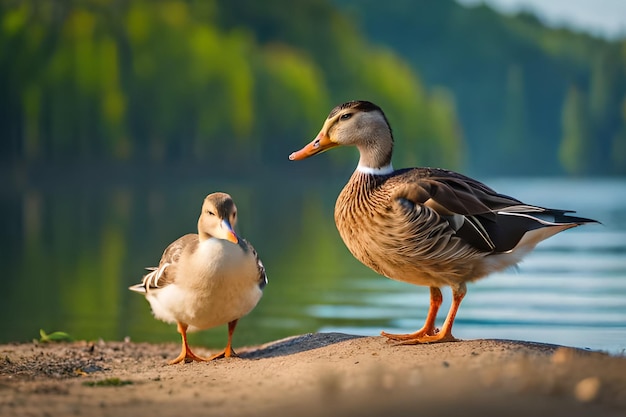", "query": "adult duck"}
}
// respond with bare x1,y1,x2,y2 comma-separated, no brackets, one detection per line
129,192,267,363
289,100,596,344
